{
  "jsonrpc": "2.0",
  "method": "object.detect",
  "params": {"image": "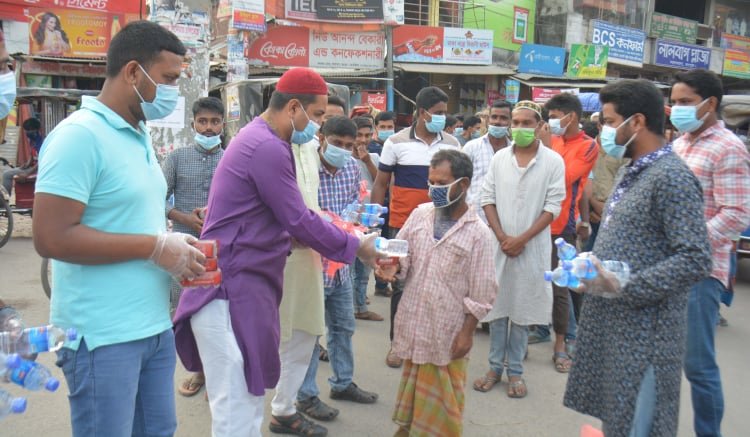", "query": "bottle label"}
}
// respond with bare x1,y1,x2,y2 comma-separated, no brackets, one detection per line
27,327,49,354
9,361,34,385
